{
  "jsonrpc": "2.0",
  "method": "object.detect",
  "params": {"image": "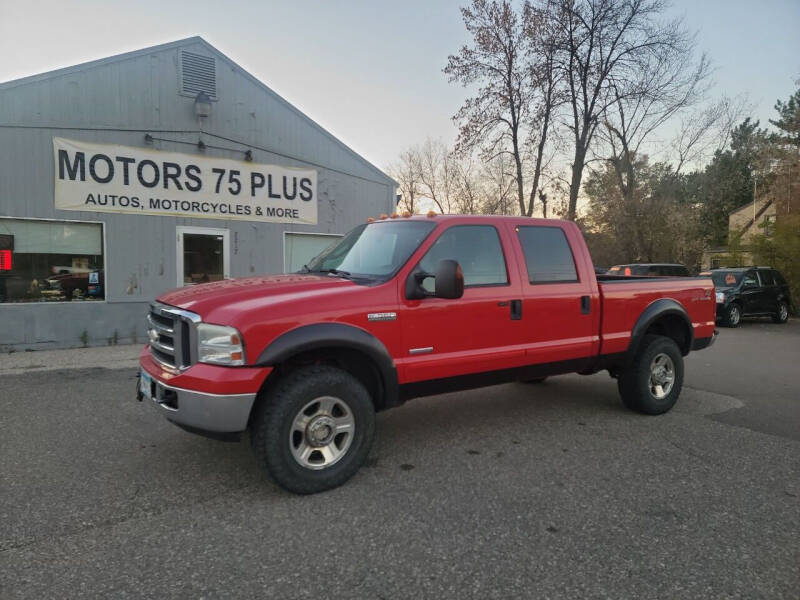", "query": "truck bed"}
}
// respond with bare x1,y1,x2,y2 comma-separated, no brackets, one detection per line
597,276,716,357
